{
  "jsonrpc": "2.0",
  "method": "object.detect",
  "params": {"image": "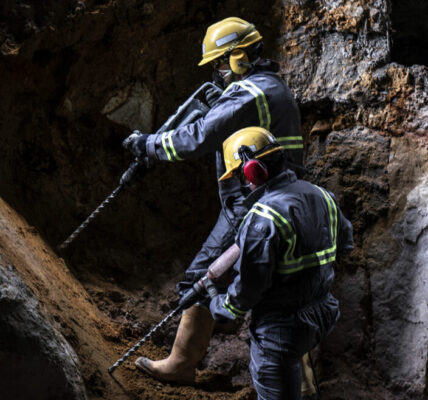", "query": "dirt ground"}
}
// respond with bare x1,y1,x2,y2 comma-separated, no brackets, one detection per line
0,196,256,399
